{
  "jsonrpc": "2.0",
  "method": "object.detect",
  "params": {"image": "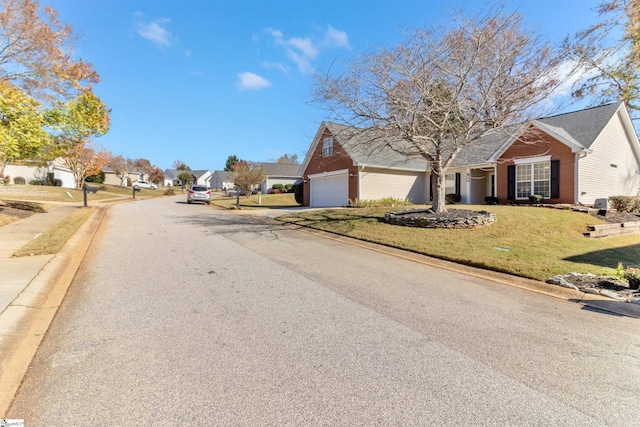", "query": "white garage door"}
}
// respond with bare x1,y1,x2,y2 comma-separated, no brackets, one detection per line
310,173,349,207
